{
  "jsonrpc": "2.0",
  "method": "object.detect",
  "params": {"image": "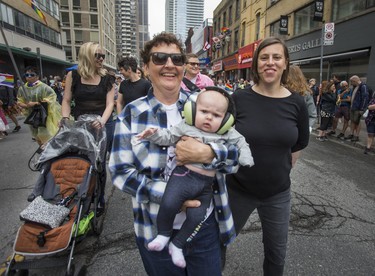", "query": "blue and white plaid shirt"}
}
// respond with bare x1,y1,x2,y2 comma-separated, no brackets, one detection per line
109,88,238,246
